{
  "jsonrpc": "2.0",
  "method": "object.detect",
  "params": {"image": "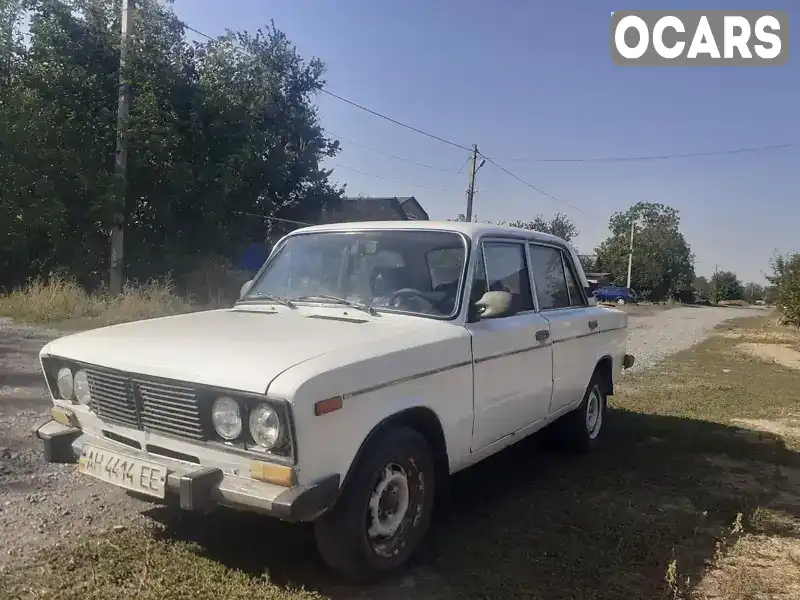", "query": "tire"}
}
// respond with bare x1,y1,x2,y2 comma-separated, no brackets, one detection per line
313,427,435,582
552,372,607,453
616,297,626,306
